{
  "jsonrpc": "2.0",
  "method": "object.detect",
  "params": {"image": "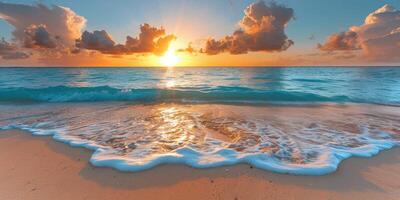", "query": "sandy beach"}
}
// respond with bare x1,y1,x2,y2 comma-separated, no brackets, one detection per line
1,0,400,198
0,129,399,200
